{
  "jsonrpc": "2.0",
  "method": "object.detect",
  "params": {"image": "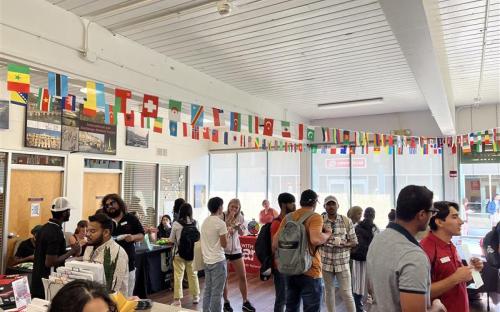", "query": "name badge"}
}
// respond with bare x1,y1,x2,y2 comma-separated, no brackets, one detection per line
120,221,128,226
440,256,451,264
